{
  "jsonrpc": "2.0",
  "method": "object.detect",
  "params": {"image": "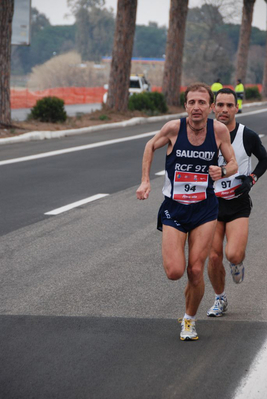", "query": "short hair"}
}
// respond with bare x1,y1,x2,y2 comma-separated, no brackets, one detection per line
215,88,237,105
184,82,214,105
